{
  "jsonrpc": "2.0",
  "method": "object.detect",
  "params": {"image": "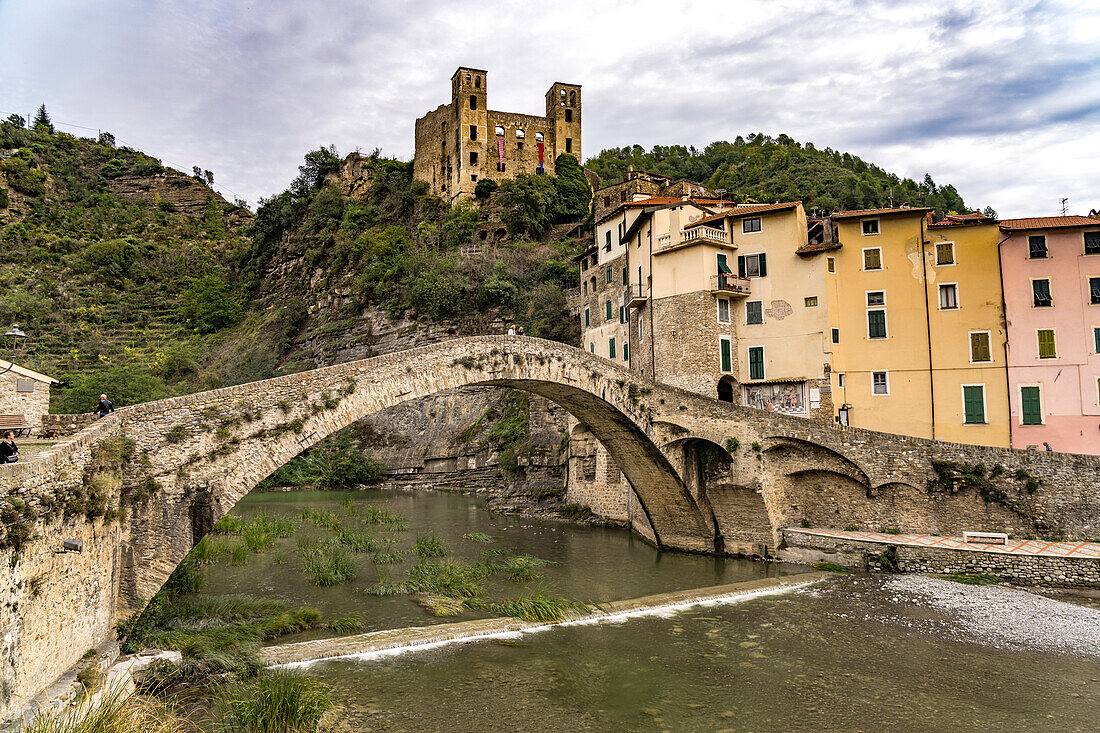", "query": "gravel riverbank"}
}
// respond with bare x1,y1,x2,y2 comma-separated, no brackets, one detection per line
885,575,1100,657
